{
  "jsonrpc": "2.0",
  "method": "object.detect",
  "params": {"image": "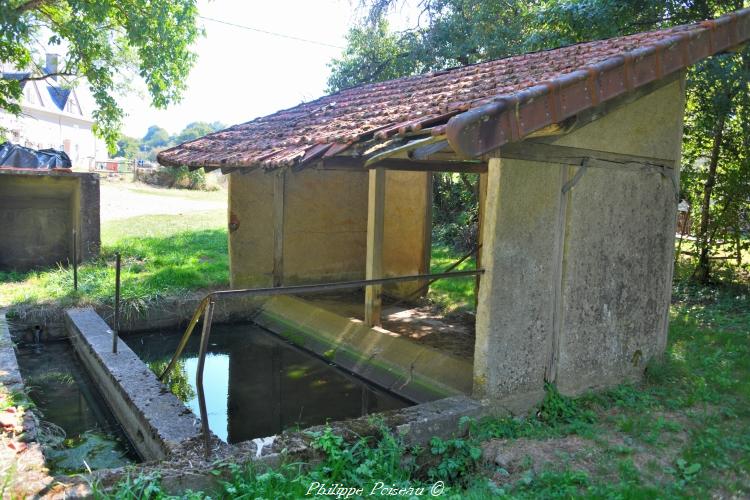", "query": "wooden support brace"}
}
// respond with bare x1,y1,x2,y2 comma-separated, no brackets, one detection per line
365,168,386,326
272,169,285,287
